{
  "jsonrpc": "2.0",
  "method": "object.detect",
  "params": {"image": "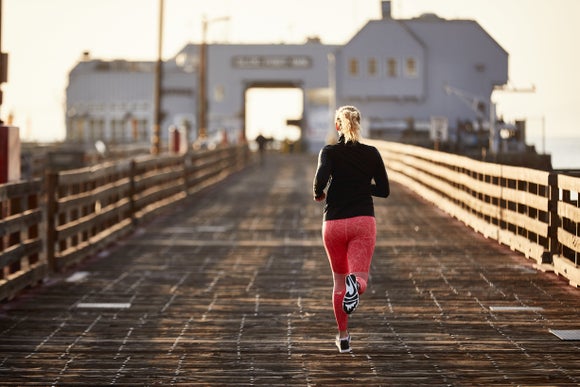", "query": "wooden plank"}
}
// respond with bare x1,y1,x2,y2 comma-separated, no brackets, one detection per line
56,178,131,213
57,160,132,185
501,207,548,236
501,164,549,184
553,255,580,287
55,199,132,241
0,261,47,301
558,174,580,192
0,239,43,268
559,201,580,223
558,227,580,255
501,185,549,211
0,210,42,237
0,179,42,200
